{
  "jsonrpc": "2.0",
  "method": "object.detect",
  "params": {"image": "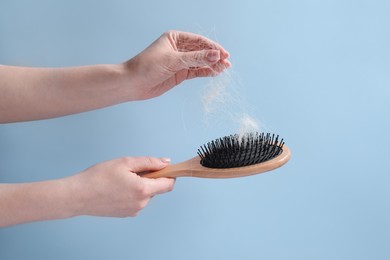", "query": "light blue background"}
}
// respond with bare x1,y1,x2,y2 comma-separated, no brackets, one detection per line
1,0,389,259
